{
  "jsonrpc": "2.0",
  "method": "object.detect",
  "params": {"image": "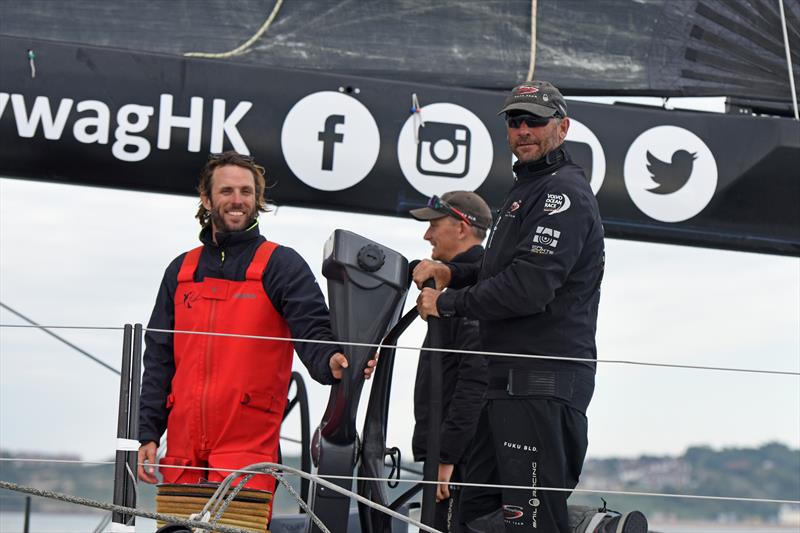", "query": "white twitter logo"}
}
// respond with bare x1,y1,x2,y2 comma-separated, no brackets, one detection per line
624,126,717,223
